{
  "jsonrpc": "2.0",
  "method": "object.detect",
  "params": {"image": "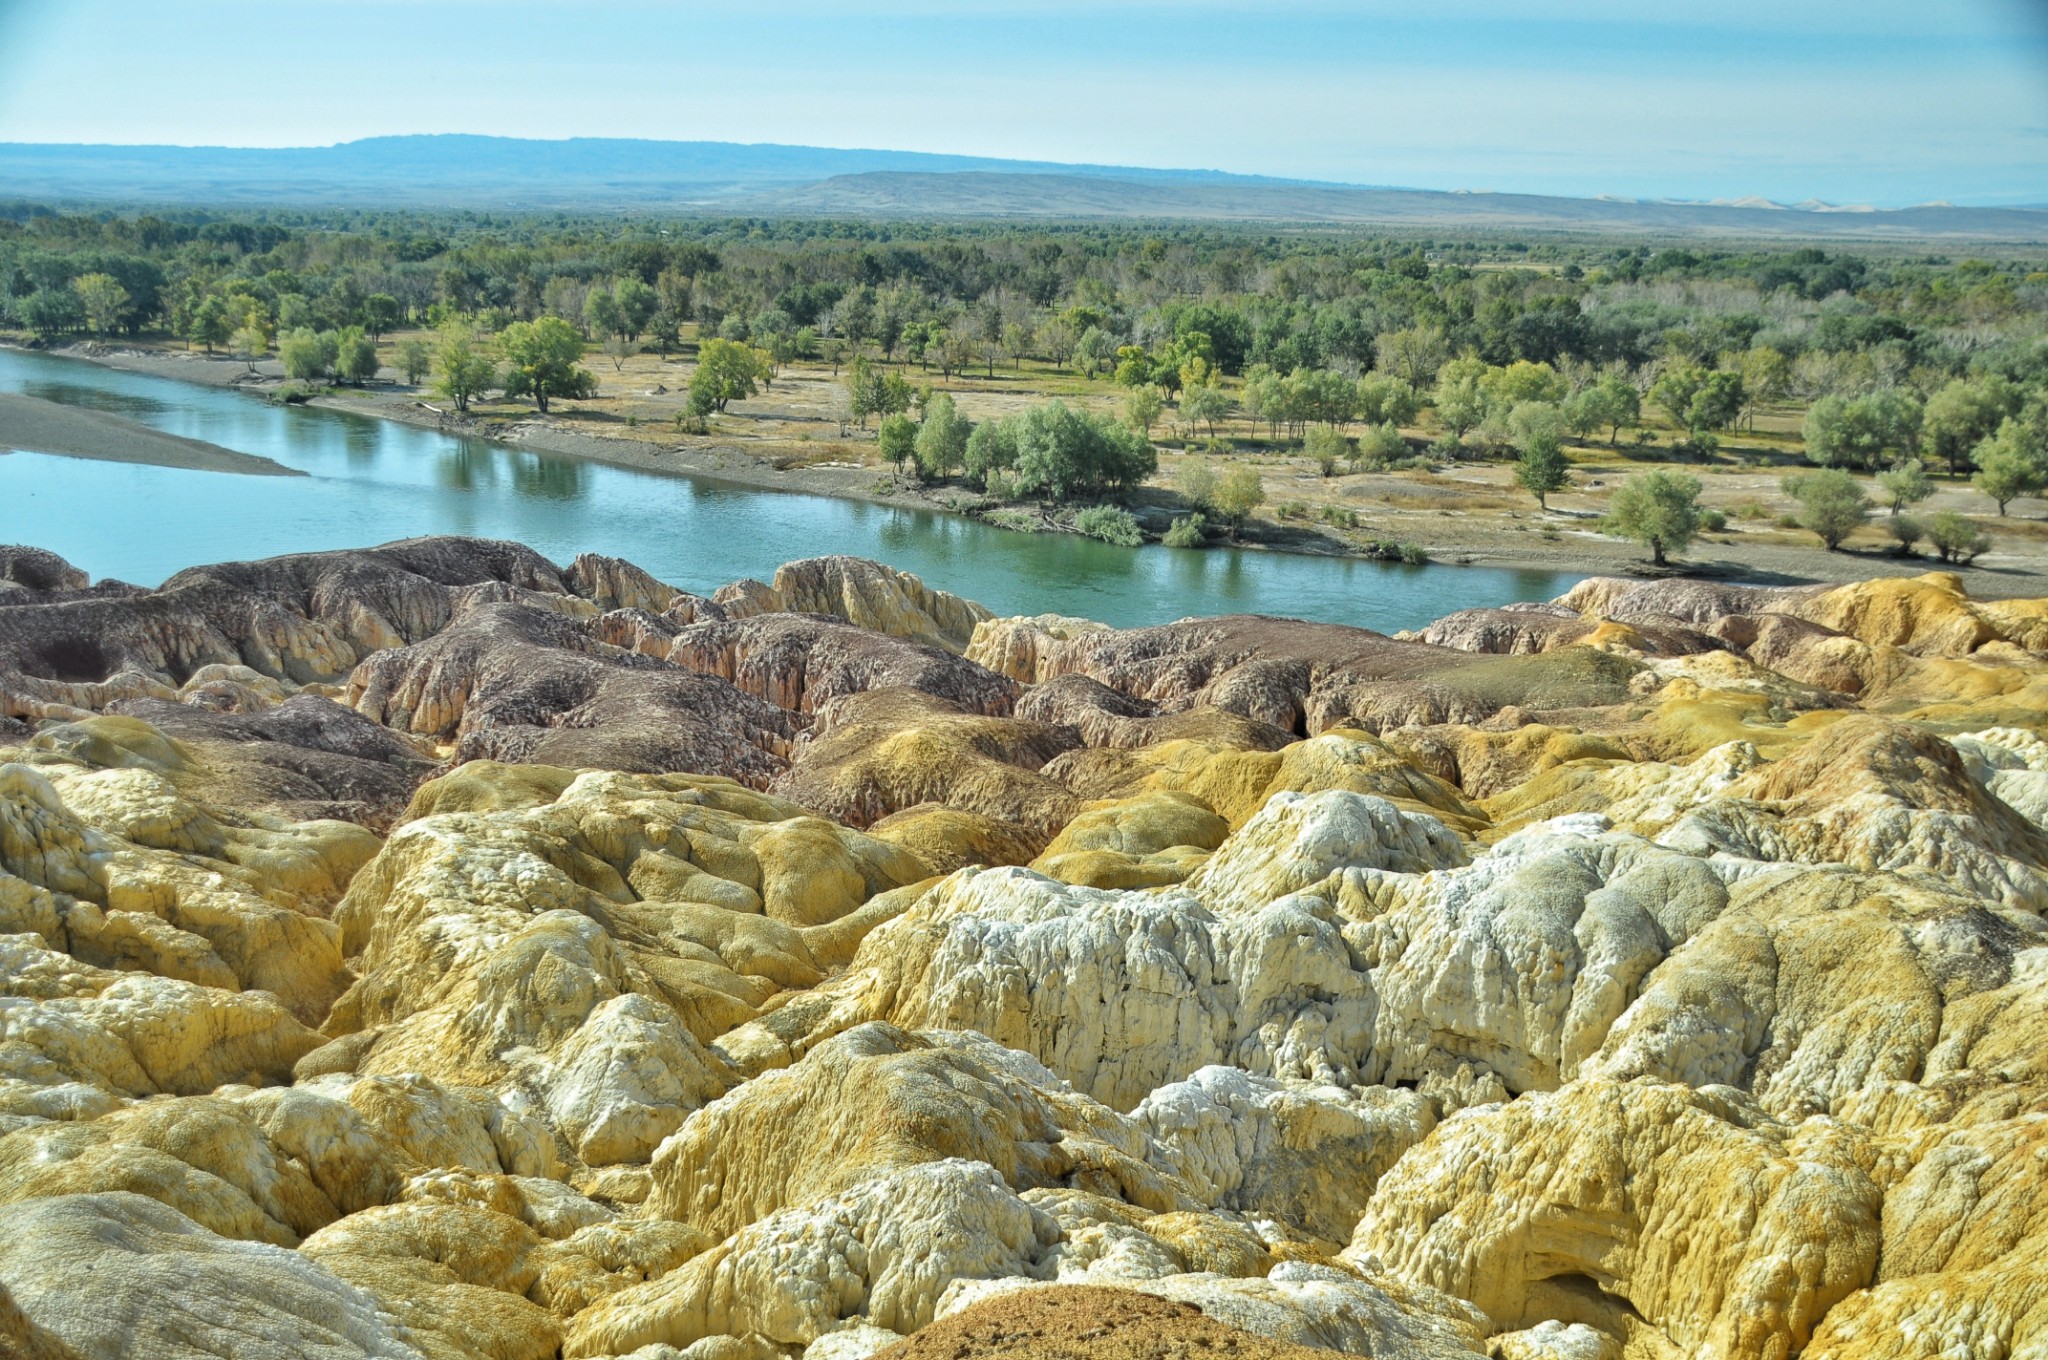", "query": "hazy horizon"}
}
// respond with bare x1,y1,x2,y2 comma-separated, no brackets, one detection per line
2,1,2045,209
